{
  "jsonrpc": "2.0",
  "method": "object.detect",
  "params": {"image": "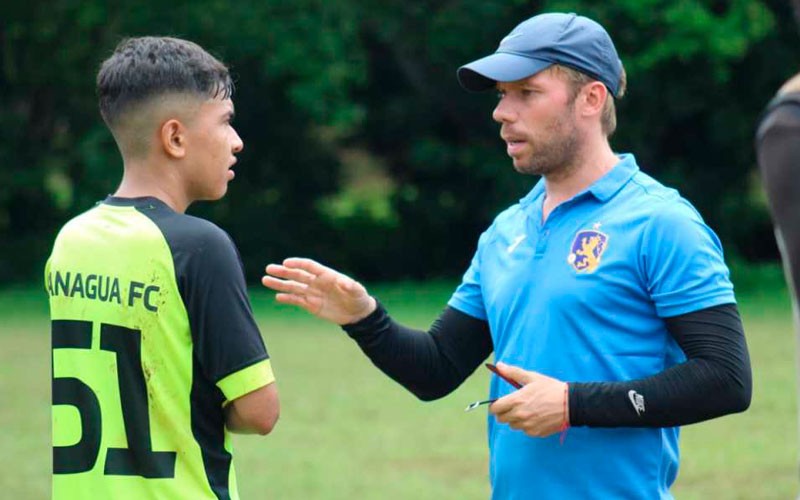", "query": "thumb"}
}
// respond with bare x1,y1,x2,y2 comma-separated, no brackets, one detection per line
496,362,537,385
